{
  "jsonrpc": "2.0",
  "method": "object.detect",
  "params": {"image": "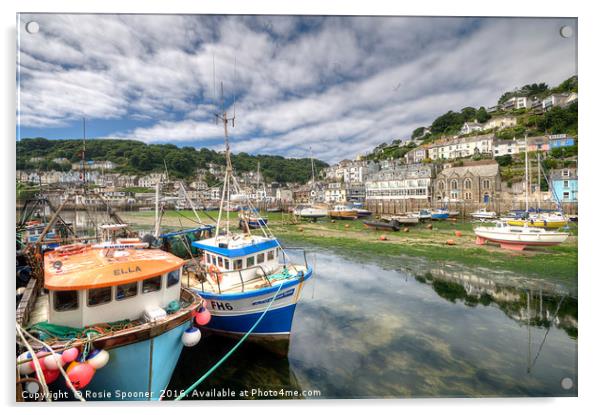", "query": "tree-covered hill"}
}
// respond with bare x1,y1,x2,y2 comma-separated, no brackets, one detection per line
16,138,328,184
